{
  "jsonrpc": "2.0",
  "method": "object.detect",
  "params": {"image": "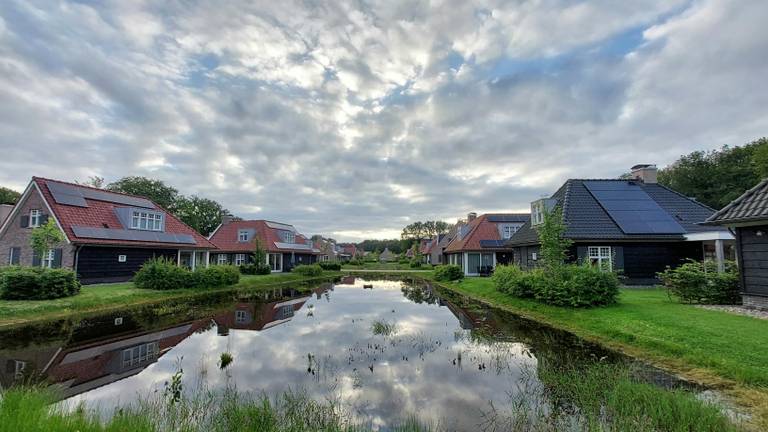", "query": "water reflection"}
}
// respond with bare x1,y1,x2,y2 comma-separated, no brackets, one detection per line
0,278,658,430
